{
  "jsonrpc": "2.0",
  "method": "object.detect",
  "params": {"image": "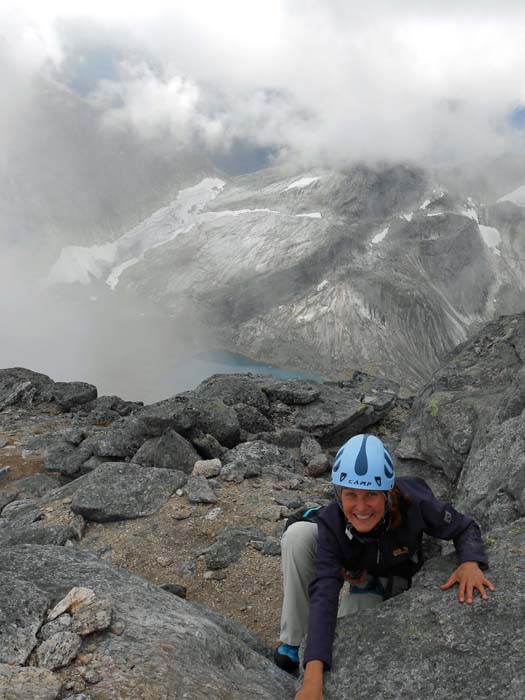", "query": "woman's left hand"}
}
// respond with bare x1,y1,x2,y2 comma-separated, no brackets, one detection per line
440,561,495,604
